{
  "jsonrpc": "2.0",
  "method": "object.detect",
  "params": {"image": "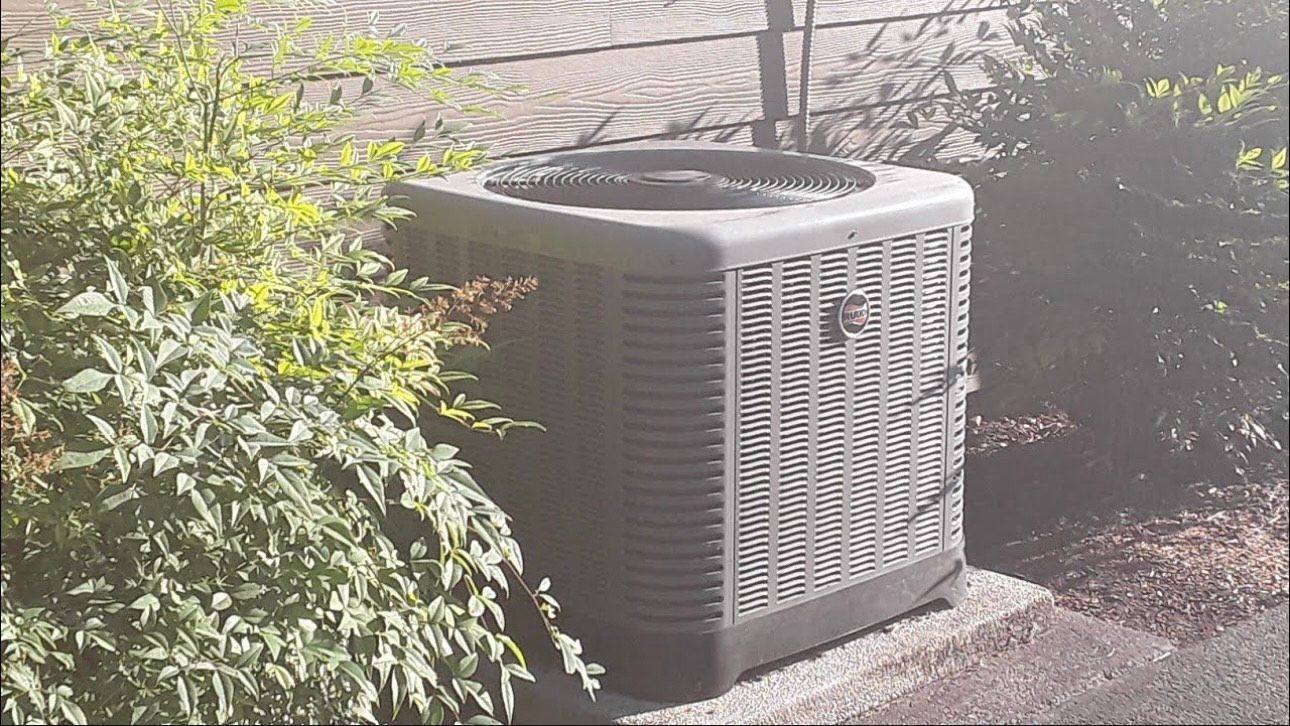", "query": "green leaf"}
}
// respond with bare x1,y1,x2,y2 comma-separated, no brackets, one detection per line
337,661,377,700
94,336,124,373
369,140,405,160
1238,146,1263,167
129,593,159,611
354,464,387,515
176,676,192,716
155,339,184,369
56,291,115,318
86,414,117,440
53,448,112,471
98,485,138,511
139,406,158,444
261,631,286,659
106,260,129,303
1197,93,1213,115
58,698,88,726
190,490,219,531
64,369,113,393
